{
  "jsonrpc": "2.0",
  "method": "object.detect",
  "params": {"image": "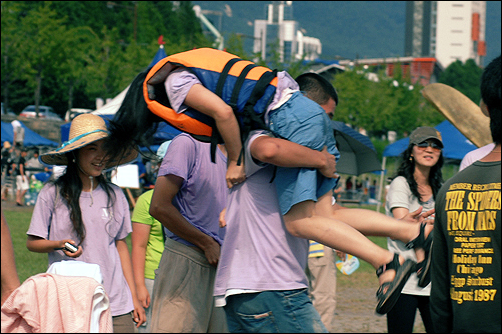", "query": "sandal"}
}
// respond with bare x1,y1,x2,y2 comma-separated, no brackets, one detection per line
406,222,433,287
375,253,416,315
